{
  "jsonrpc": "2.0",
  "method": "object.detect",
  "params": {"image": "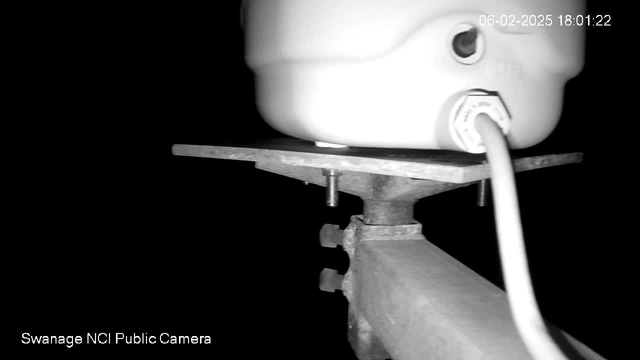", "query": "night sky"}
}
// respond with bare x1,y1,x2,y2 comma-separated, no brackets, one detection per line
14,1,624,358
